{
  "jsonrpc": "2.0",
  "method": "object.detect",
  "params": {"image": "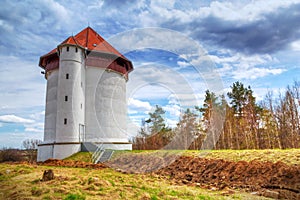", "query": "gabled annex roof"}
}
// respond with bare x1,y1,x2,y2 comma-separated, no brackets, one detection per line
39,27,133,74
